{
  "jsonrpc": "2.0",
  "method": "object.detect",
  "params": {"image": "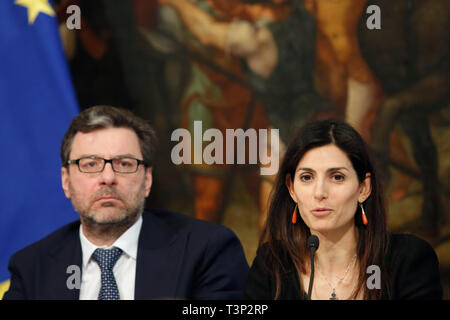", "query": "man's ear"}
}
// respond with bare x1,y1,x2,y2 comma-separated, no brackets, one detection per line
358,173,372,203
144,167,153,198
61,167,71,199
